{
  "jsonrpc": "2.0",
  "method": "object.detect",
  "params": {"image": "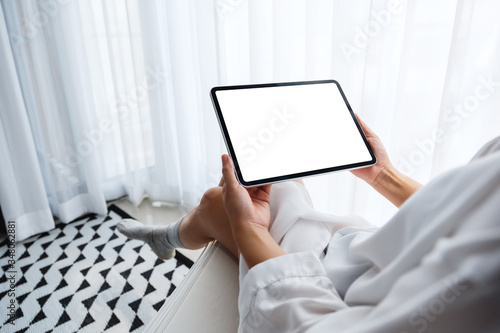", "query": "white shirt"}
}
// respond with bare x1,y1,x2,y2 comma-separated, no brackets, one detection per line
238,138,500,333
